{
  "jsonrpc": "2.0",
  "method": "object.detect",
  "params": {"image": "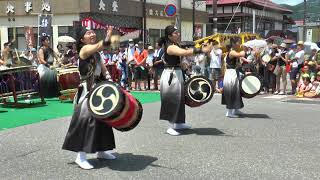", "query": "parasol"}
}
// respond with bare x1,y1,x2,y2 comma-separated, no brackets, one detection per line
57,36,76,43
